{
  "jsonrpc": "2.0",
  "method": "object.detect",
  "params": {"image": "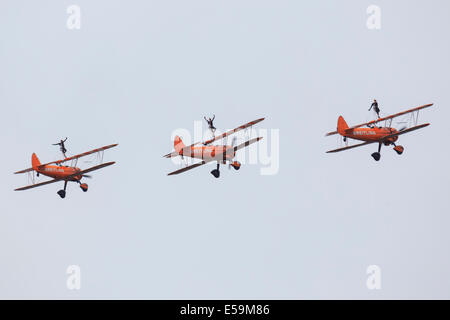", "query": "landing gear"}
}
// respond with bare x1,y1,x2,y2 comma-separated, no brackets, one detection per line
211,163,220,178
371,152,381,161
57,181,67,199
230,161,241,170
80,183,88,192
371,143,382,161
393,144,404,155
